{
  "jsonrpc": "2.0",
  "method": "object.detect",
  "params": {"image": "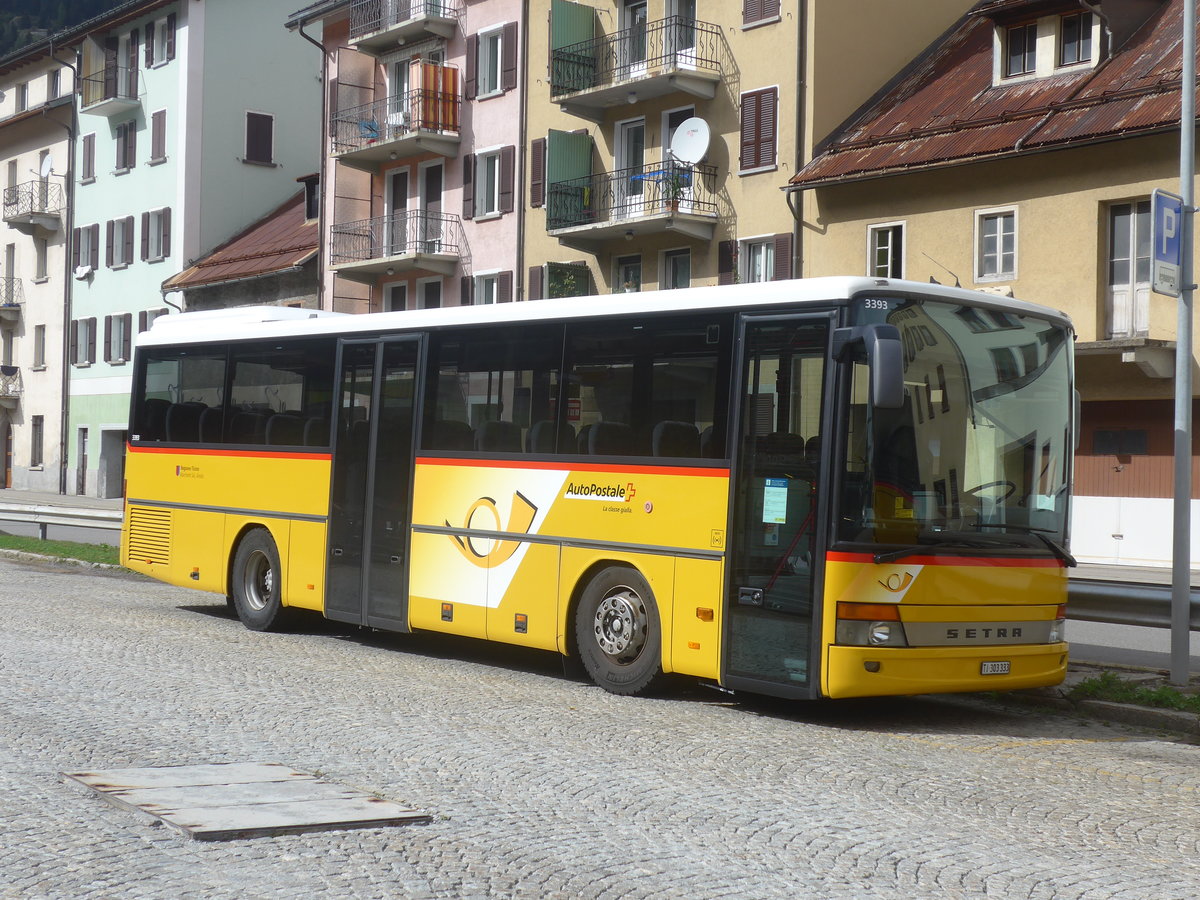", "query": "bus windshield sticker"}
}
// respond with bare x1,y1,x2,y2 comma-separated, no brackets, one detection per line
762,478,788,524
